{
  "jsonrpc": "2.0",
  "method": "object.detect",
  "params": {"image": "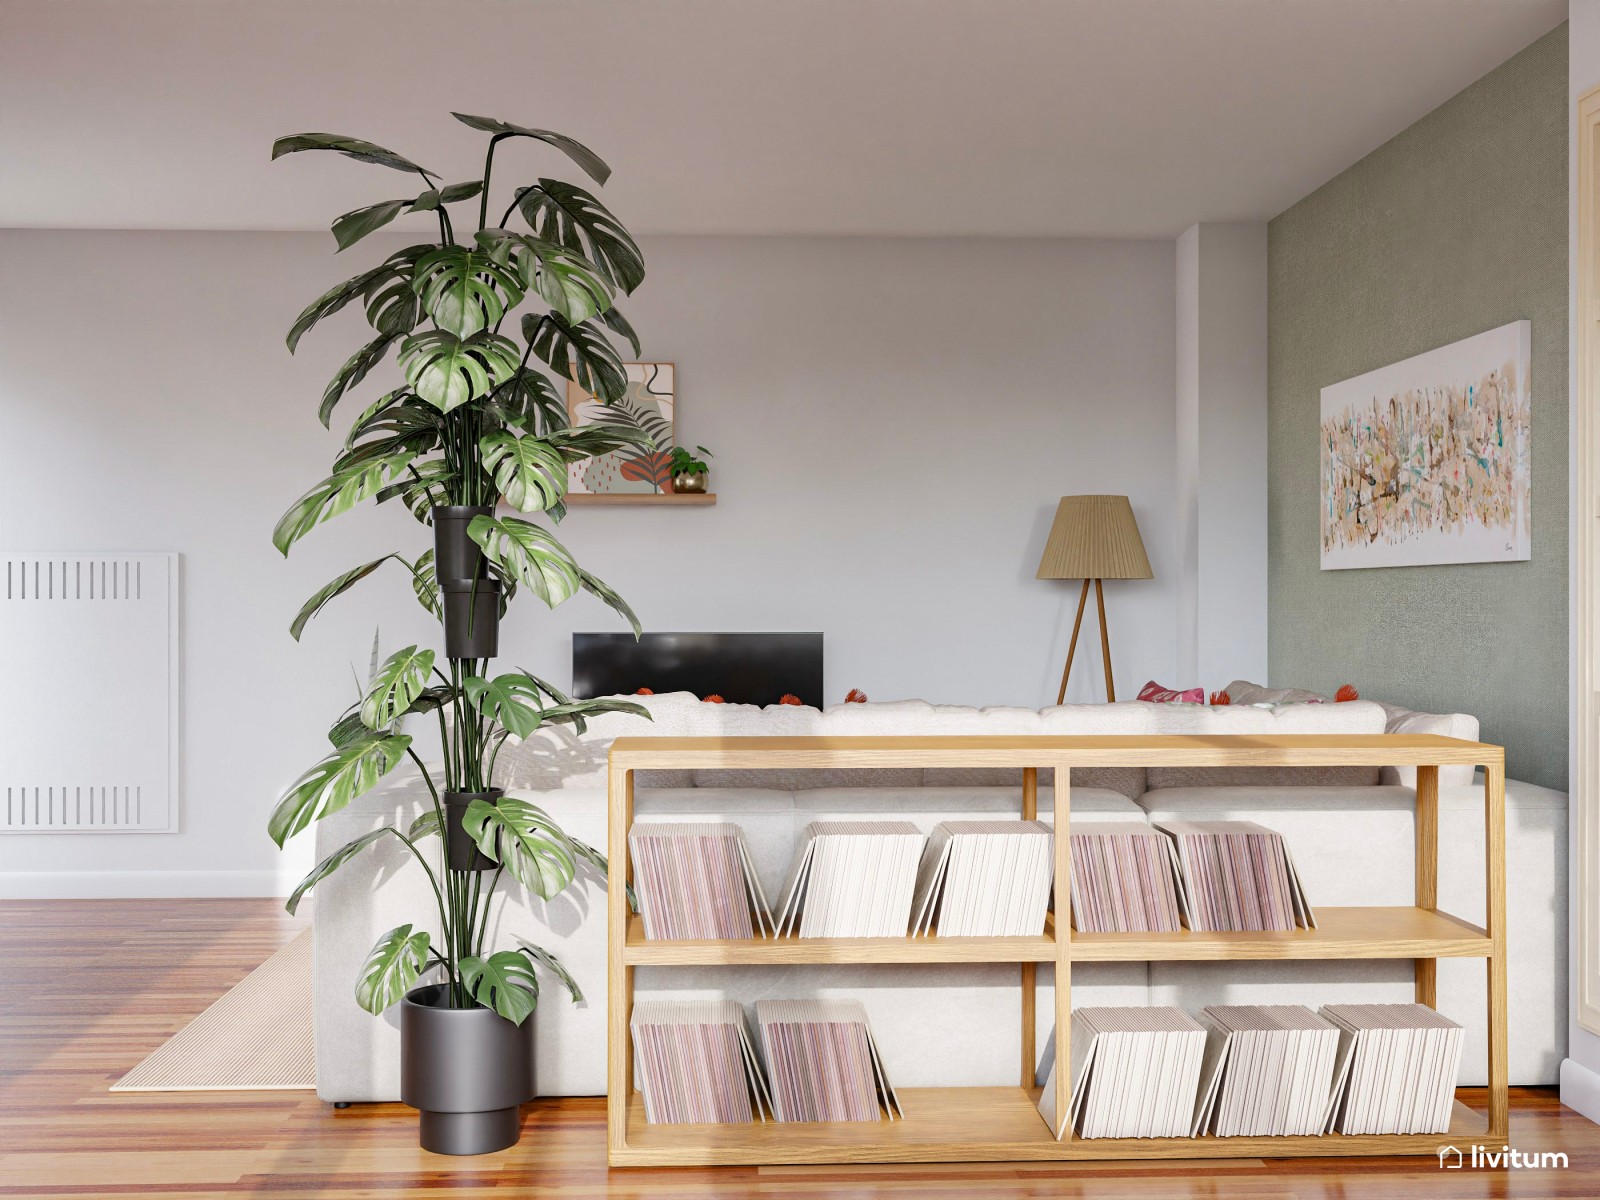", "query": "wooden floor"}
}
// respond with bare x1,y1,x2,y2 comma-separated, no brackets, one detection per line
3,901,1599,1199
